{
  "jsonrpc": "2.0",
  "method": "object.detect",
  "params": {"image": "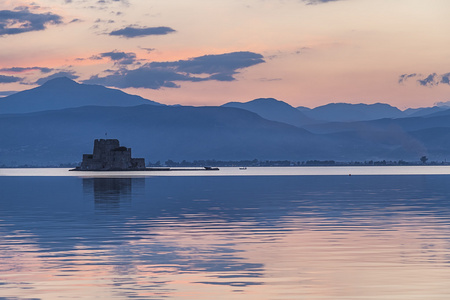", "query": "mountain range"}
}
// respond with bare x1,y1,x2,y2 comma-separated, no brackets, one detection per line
298,102,405,122
222,98,314,127
1,77,450,166
0,77,161,114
